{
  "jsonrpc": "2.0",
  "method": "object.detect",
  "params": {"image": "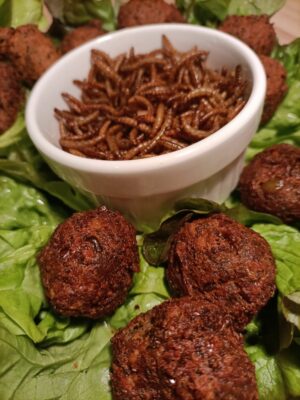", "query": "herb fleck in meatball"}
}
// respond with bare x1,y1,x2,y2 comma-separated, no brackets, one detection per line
7,24,60,85
111,297,258,400
239,144,300,223
167,213,276,326
38,206,139,319
219,15,276,56
259,55,288,125
60,20,106,54
0,62,24,134
118,0,185,29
